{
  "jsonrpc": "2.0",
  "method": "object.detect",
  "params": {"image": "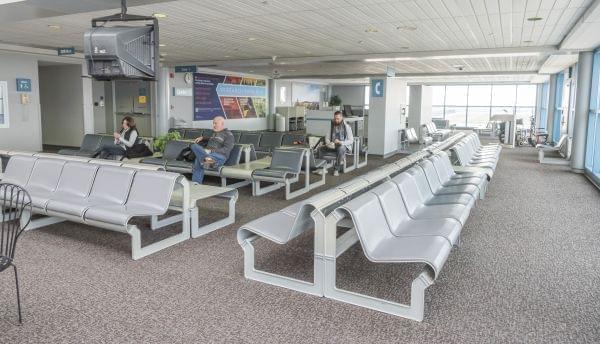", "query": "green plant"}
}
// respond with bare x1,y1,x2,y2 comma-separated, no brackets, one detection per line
154,131,181,152
329,95,342,106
